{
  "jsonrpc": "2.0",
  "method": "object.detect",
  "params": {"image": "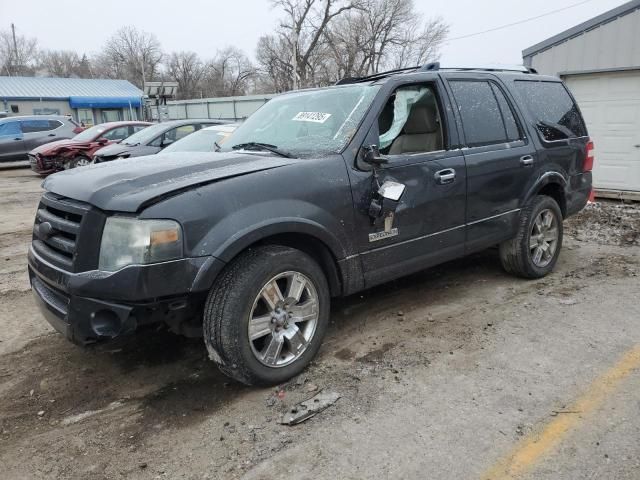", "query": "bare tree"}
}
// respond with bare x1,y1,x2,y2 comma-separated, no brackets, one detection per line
265,0,361,89
100,26,163,87
324,0,449,80
0,27,38,76
166,51,205,99
39,50,84,78
255,34,293,93
203,47,256,97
